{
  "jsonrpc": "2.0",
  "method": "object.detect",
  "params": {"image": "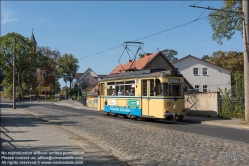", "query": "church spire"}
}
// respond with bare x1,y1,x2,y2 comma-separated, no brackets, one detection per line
31,29,37,53
31,29,37,45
